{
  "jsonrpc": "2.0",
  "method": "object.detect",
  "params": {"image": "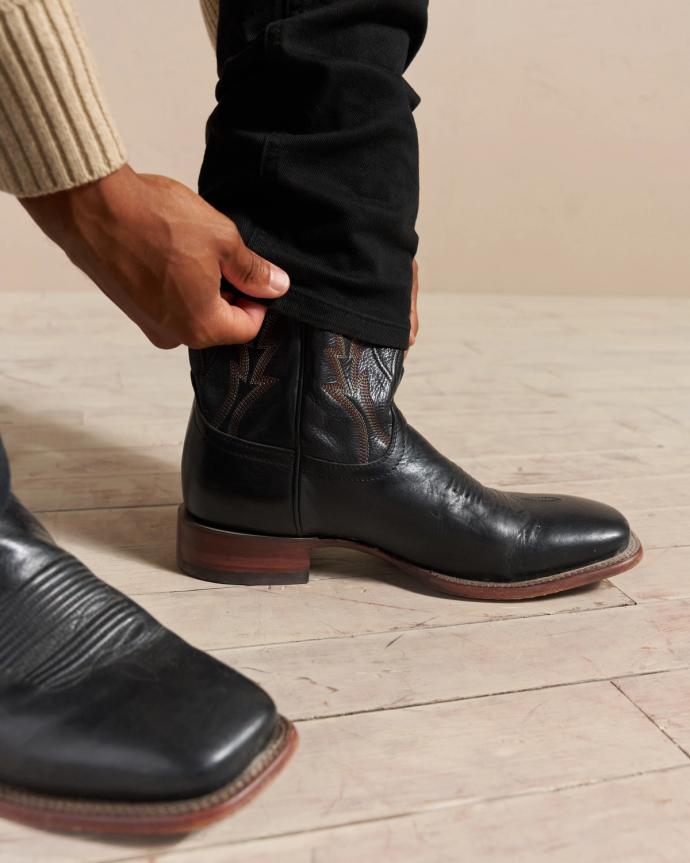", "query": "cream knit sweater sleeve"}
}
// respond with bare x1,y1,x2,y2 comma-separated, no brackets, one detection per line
0,0,220,198
0,0,127,197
